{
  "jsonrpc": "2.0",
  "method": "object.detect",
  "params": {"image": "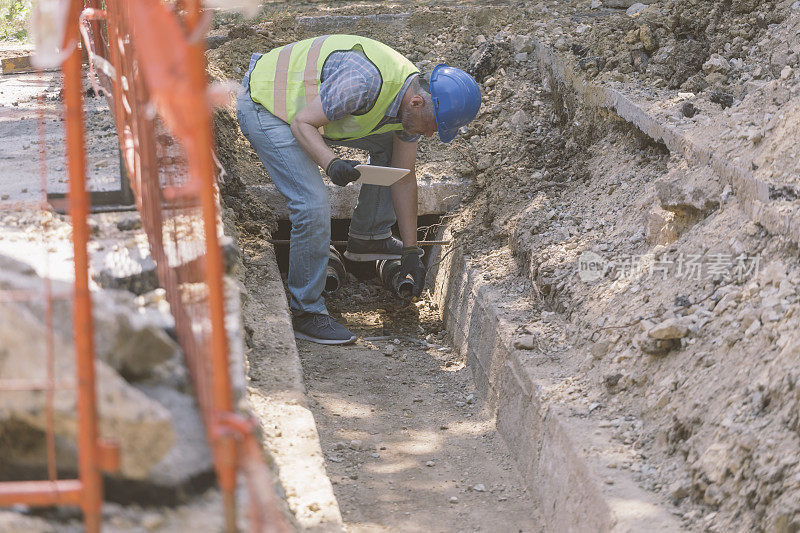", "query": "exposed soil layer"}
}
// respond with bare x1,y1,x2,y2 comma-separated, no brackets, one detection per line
206,1,800,531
